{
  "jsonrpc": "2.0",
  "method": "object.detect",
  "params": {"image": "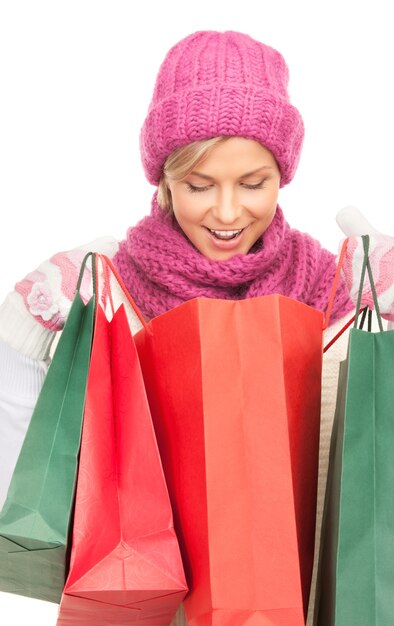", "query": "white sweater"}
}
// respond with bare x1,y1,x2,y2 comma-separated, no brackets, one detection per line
0,295,361,626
